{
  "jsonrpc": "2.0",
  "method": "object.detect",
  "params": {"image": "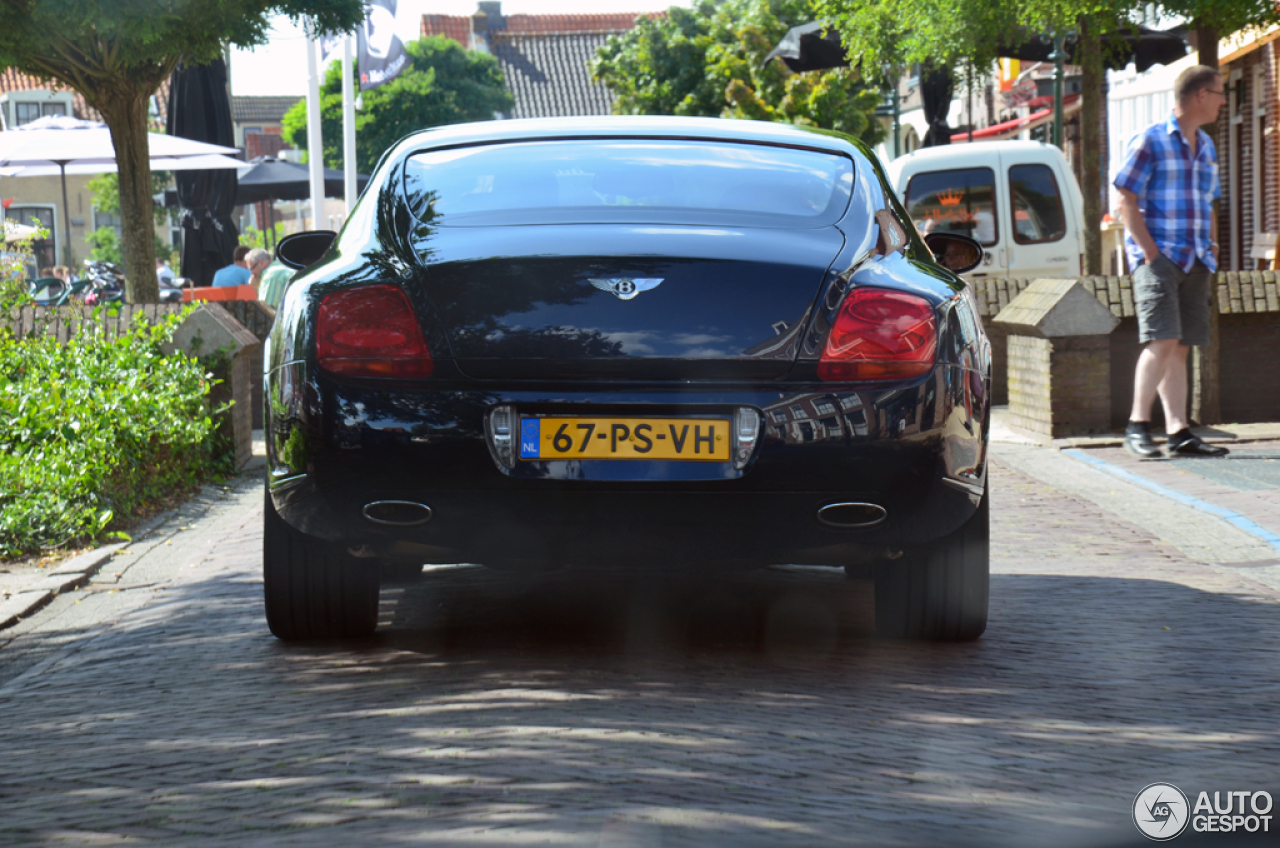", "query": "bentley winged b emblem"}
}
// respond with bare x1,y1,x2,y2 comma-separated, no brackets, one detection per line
588,277,664,301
